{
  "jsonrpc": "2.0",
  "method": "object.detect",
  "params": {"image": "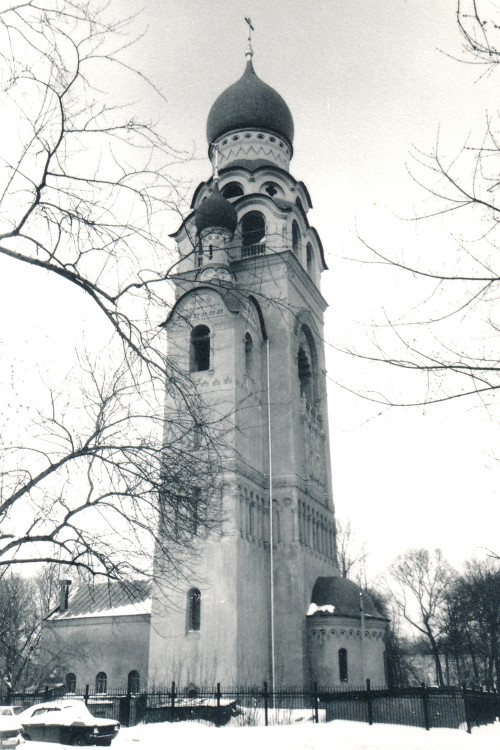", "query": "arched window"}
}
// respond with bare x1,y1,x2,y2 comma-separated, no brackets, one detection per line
298,345,313,402
244,332,254,377
96,672,107,694
221,181,244,199
128,670,140,694
306,243,314,276
241,211,266,248
190,325,211,372
338,649,348,683
298,326,318,405
65,673,76,693
188,588,201,631
292,220,301,255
